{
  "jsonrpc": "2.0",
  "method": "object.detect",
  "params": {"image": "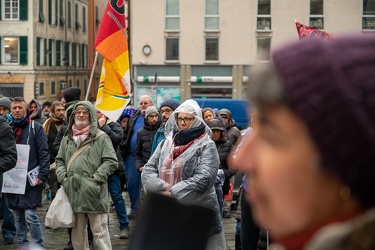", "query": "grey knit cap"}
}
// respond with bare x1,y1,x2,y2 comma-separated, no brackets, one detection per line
0,97,12,111
145,106,159,118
